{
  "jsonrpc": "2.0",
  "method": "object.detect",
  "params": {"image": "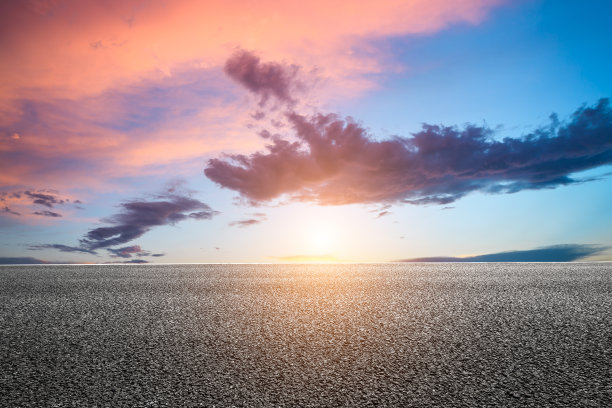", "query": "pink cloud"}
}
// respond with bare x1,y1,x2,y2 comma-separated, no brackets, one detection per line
0,0,505,193
0,68,261,189
205,99,612,206
1,0,503,102
224,50,300,107
0,188,81,223
204,52,612,206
